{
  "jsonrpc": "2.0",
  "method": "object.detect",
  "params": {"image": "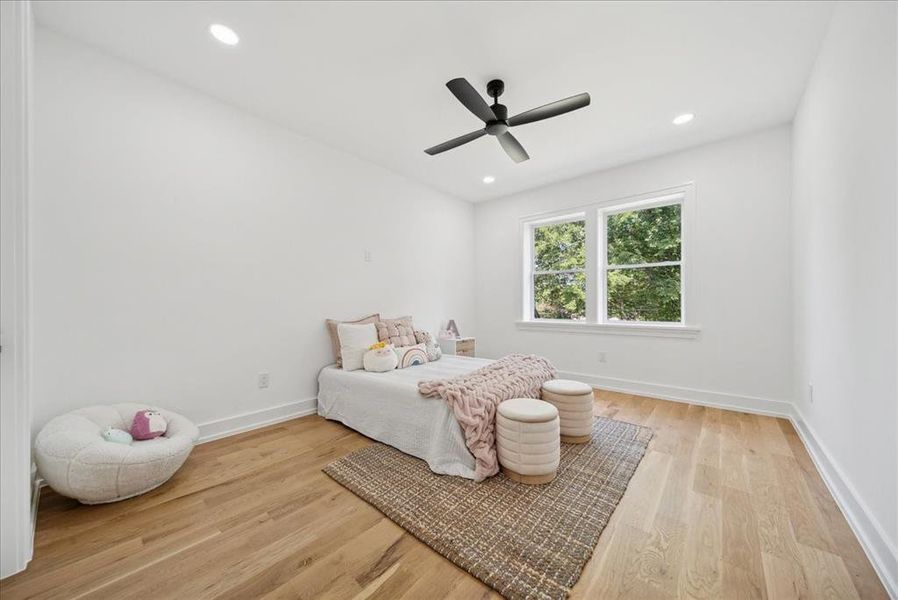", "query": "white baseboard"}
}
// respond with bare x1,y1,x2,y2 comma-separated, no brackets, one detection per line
556,370,793,417
560,368,895,598
789,409,898,599
197,397,318,444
